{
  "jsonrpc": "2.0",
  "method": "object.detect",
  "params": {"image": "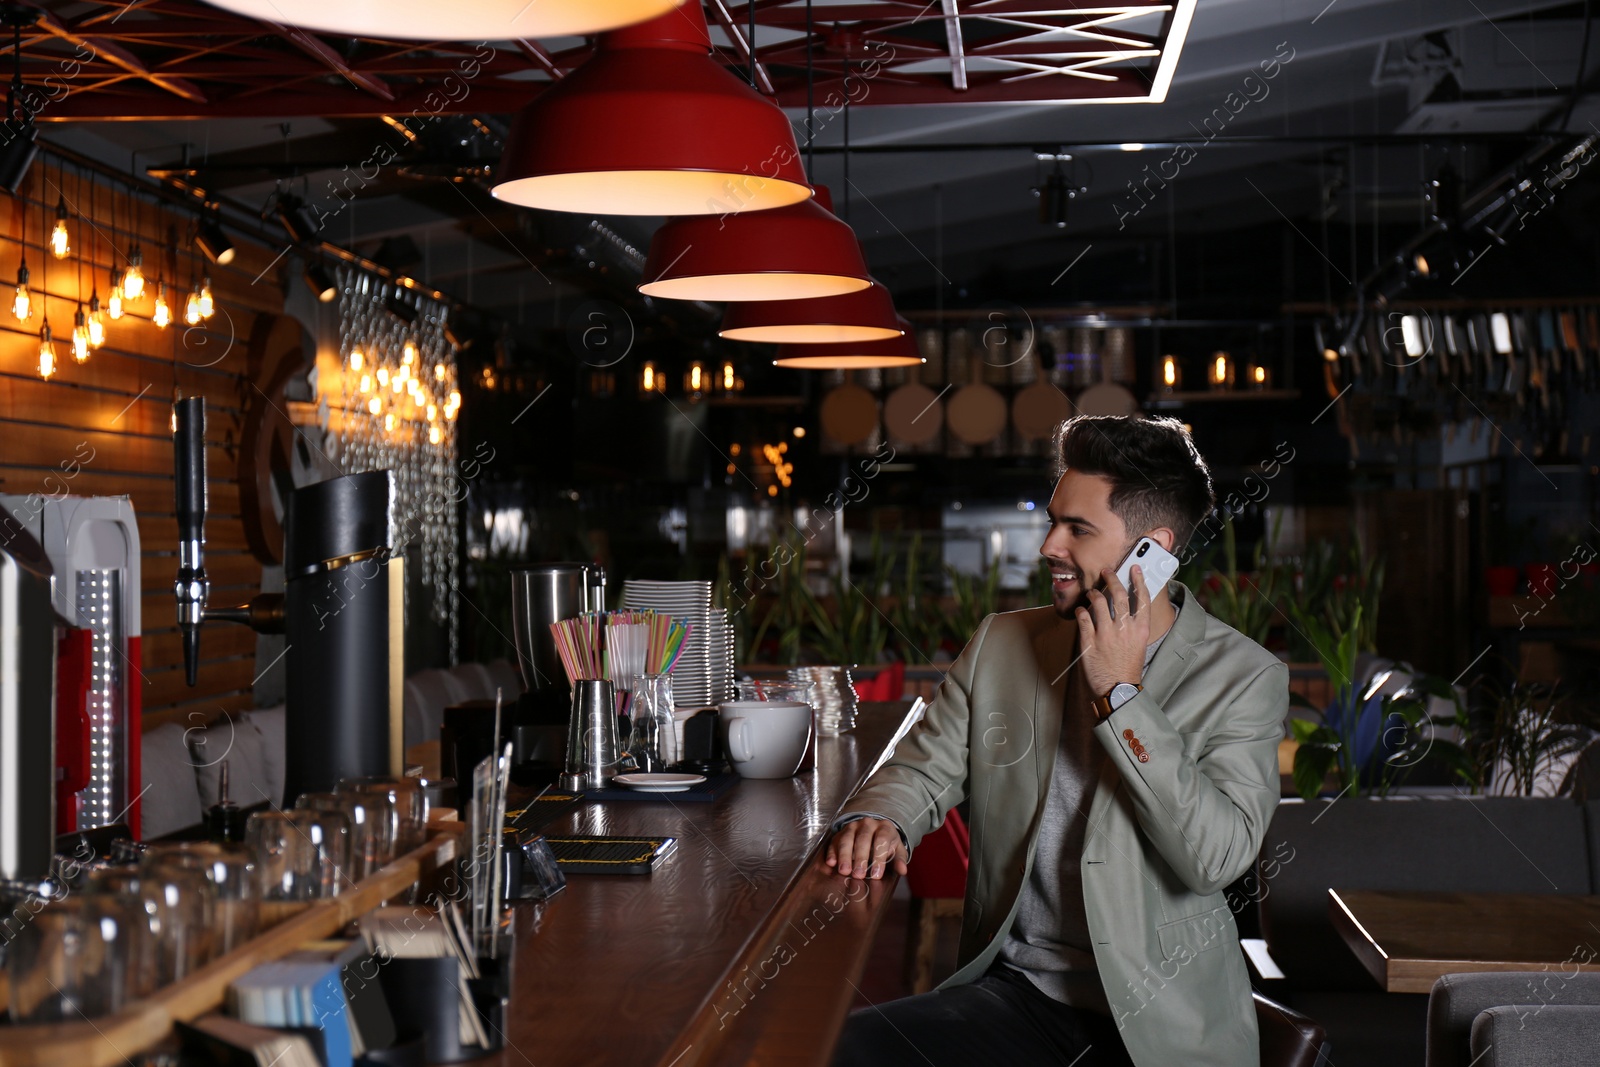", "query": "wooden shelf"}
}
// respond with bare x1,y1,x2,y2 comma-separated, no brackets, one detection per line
0,827,462,1067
